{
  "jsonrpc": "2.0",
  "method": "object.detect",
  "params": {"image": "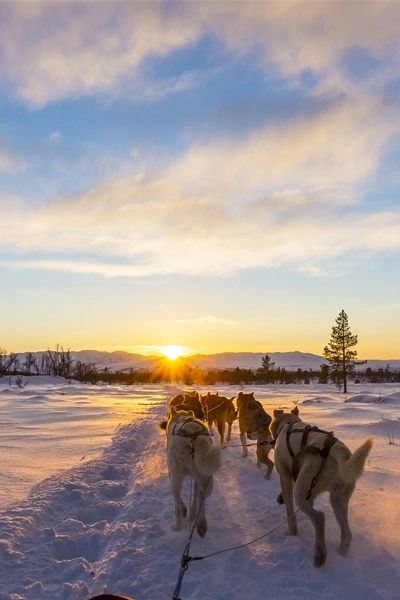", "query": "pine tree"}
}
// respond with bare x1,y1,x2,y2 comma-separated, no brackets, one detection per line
257,354,275,383
323,310,365,393
260,354,275,372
